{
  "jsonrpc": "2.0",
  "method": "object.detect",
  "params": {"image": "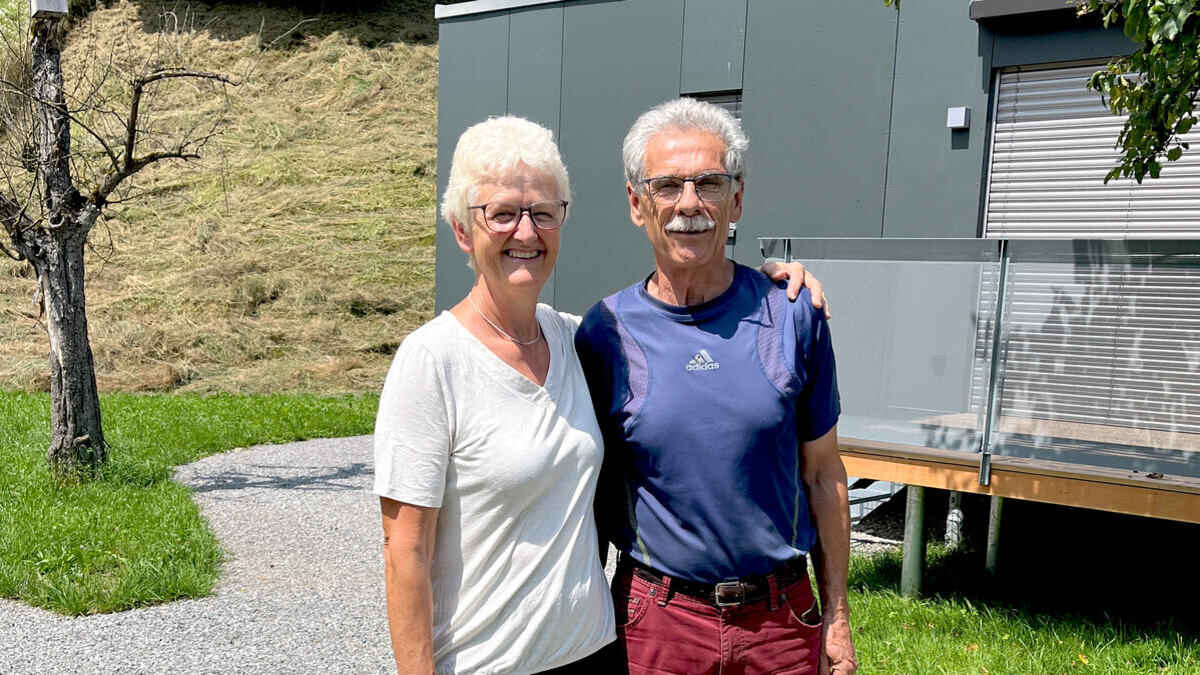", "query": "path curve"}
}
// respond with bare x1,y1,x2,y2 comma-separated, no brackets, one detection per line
0,436,392,674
